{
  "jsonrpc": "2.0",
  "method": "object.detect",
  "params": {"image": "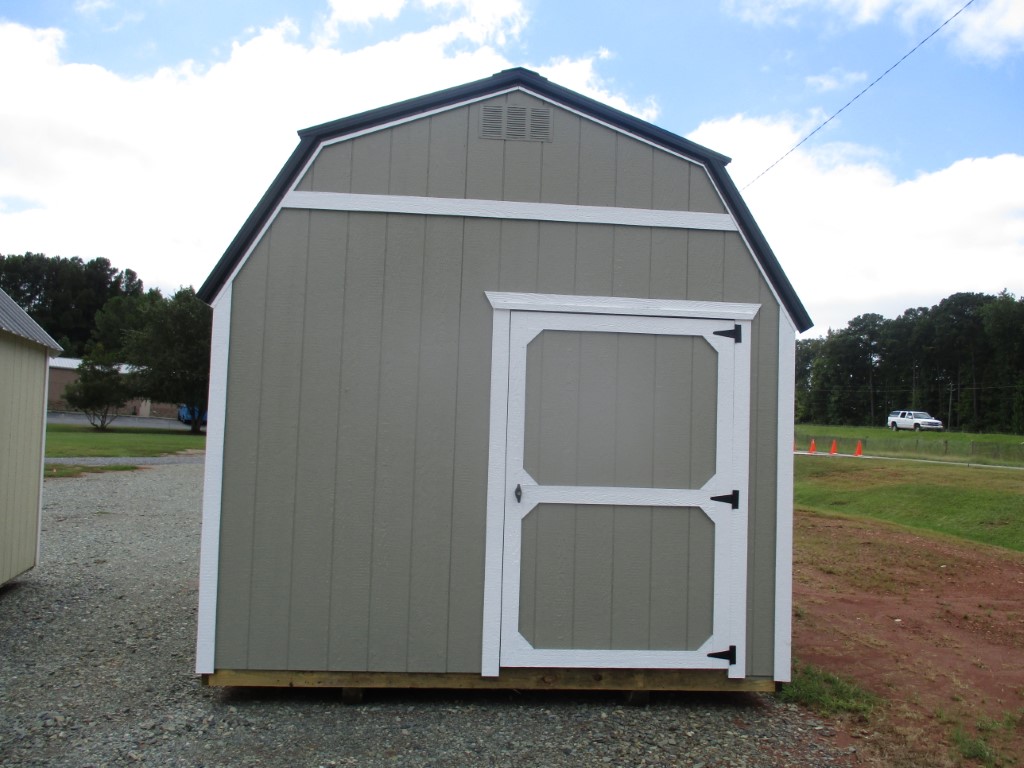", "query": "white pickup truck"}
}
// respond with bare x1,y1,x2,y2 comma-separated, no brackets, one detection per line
886,410,944,431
